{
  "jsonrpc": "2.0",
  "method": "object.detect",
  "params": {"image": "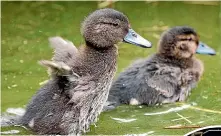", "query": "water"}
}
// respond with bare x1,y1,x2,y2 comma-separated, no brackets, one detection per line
1,1,221,135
